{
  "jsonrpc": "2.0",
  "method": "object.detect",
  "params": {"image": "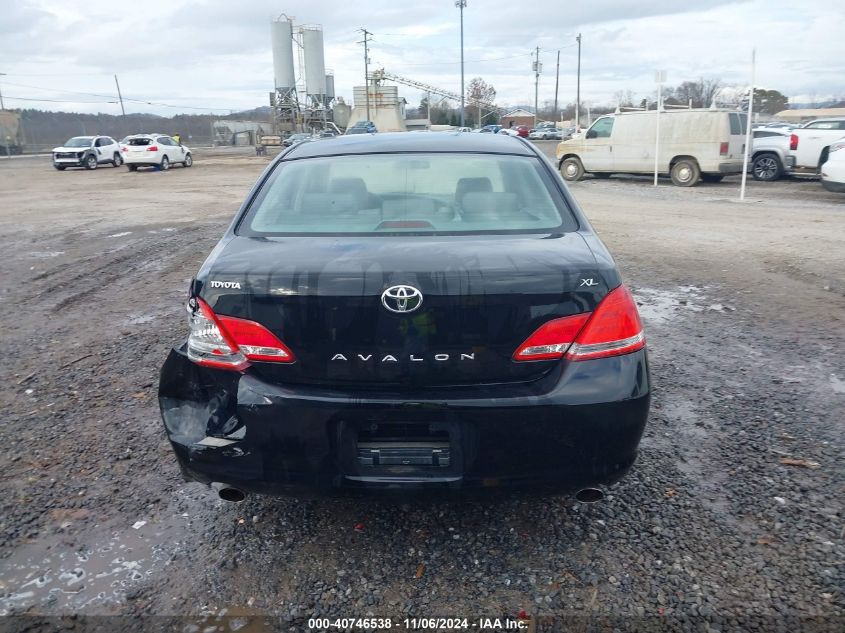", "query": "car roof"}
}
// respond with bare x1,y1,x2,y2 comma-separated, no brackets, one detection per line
284,131,535,159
